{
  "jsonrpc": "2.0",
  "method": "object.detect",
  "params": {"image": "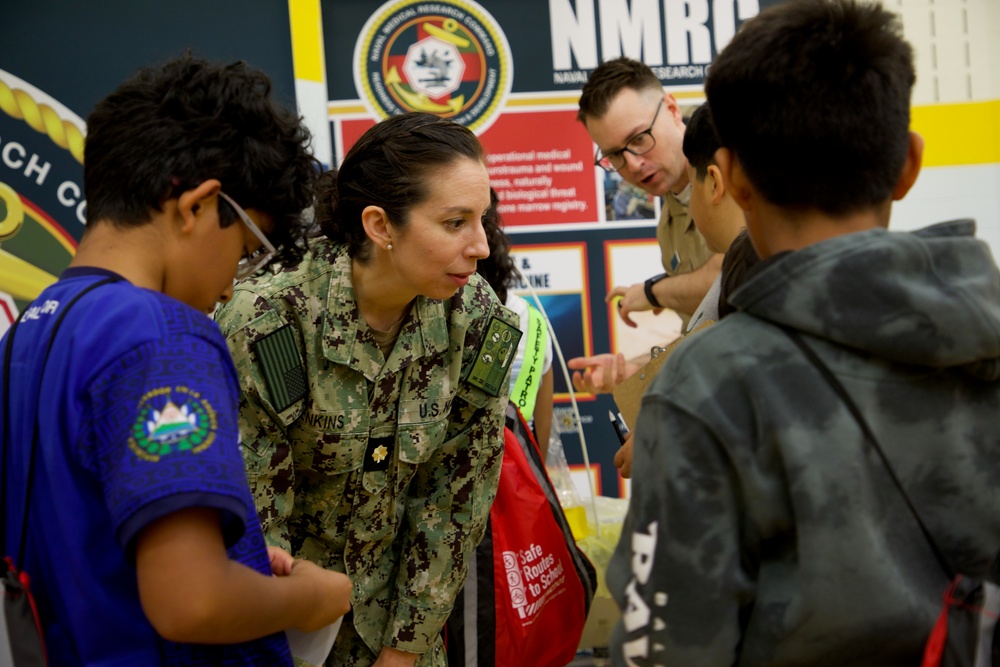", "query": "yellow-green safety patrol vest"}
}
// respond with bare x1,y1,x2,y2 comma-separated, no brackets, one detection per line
512,304,548,421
